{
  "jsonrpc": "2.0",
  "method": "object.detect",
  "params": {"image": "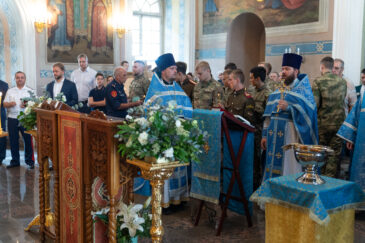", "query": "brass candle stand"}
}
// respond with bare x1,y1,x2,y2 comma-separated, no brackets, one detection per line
127,159,189,243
